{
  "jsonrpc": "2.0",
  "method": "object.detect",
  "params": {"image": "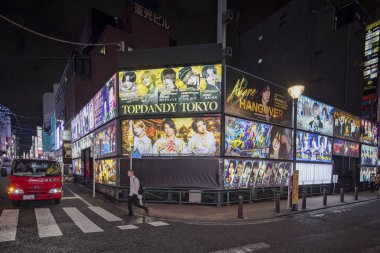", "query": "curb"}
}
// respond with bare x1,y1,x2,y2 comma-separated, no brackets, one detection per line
113,197,380,225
